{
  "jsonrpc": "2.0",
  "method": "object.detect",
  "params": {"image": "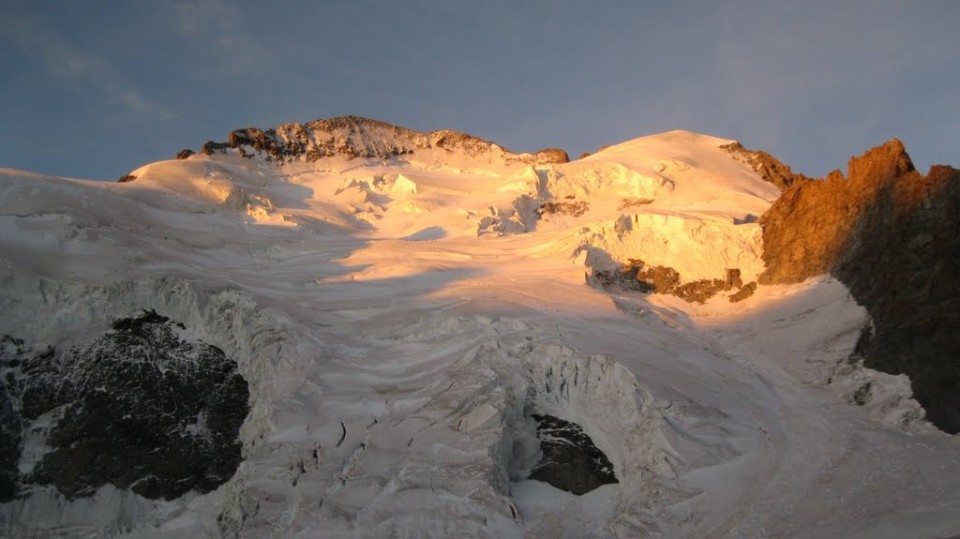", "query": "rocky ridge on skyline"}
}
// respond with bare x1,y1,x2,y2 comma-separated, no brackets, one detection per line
721,141,811,191
181,115,570,166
